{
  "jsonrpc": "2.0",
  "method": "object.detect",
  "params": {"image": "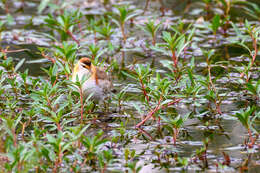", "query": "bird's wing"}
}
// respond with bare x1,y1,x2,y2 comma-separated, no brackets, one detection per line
96,67,109,80
96,67,113,91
